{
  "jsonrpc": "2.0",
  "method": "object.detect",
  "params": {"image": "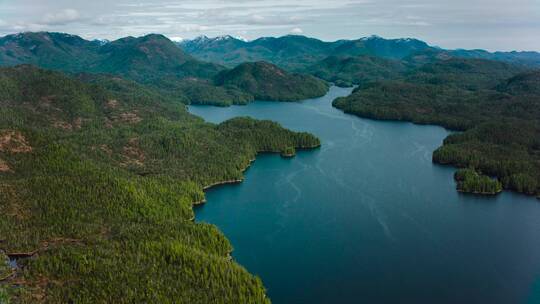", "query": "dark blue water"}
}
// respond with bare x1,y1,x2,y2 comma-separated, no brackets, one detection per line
189,86,540,304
